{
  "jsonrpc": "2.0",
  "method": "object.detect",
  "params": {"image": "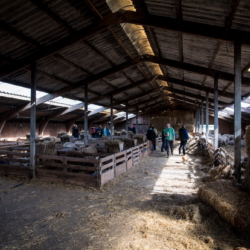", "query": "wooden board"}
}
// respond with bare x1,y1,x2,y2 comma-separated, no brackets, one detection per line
114,151,127,177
